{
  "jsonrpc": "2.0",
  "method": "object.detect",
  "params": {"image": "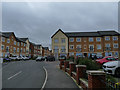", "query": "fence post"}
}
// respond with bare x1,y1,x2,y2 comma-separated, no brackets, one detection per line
88,71,106,90
64,61,69,71
59,59,65,69
69,62,76,76
76,65,86,84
